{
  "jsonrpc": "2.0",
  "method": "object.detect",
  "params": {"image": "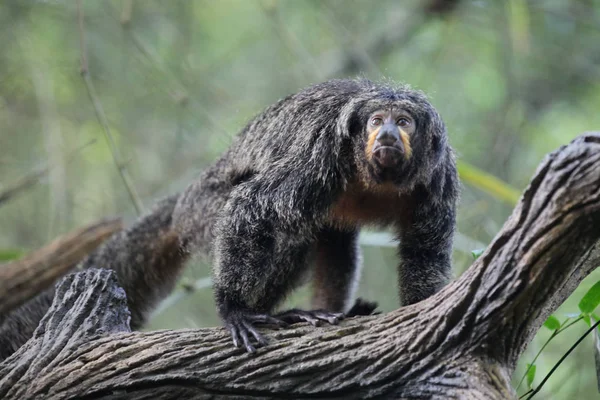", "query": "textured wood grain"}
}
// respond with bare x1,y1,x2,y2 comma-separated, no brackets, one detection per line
1,133,599,399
